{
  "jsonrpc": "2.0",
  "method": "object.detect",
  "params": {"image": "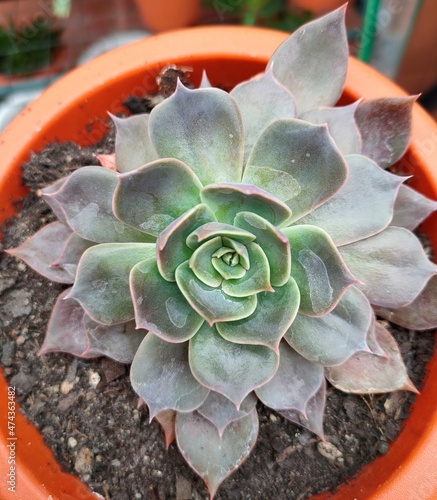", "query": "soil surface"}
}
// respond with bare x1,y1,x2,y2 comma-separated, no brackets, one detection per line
0,91,435,500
